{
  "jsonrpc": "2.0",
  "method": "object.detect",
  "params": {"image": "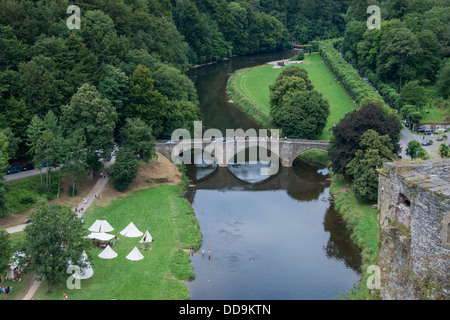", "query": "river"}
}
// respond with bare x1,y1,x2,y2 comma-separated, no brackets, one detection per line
184,50,362,300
